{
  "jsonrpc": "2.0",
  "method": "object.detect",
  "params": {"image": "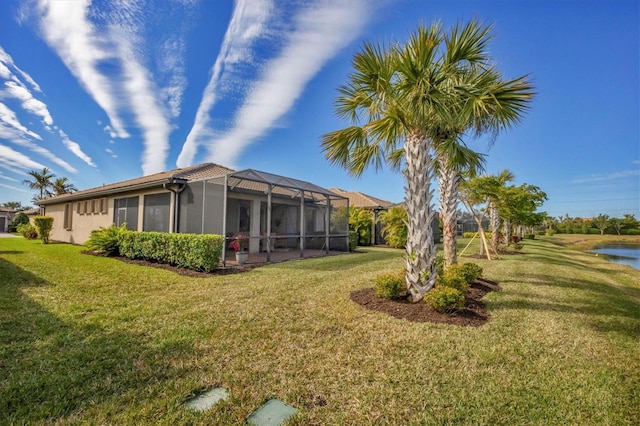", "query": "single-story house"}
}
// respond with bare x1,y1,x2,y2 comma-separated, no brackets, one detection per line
329,188,395,245
0,207,14,233
329,189,442,245
37,163,350,264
